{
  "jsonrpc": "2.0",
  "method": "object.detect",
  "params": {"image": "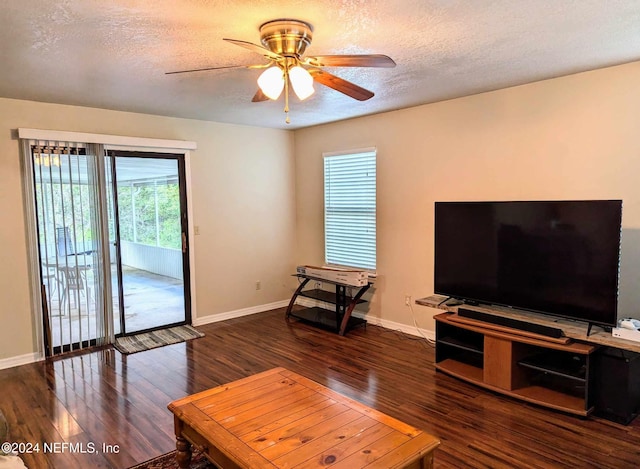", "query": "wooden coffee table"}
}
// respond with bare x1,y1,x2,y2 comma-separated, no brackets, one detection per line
168,367,439,468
